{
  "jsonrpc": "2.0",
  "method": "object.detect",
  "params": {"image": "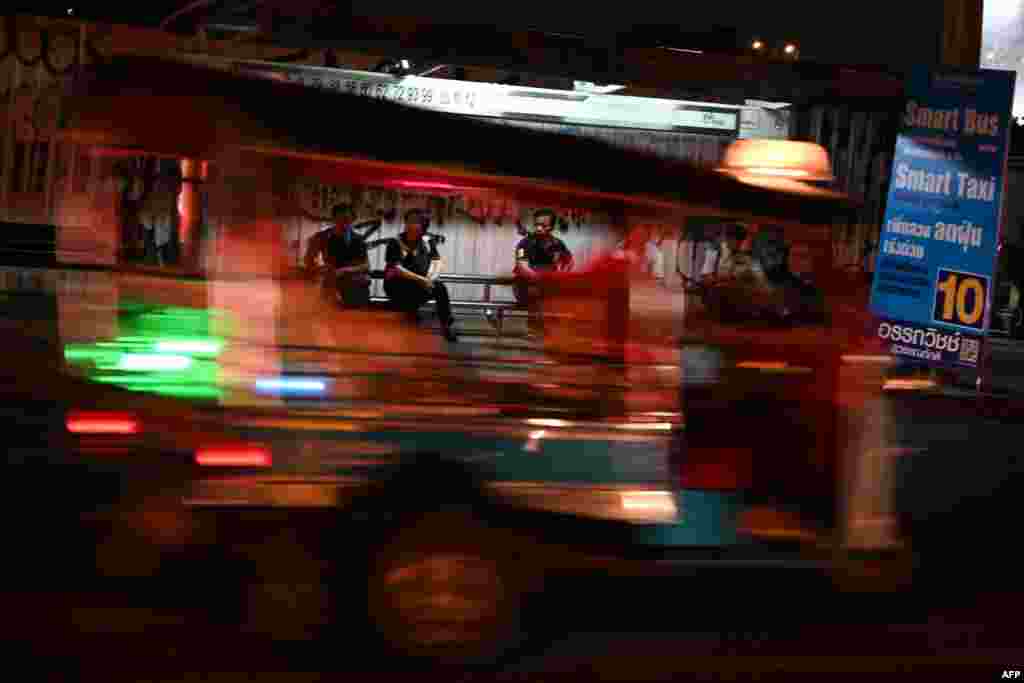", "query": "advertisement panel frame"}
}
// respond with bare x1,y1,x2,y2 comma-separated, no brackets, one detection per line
870,66,1015,371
